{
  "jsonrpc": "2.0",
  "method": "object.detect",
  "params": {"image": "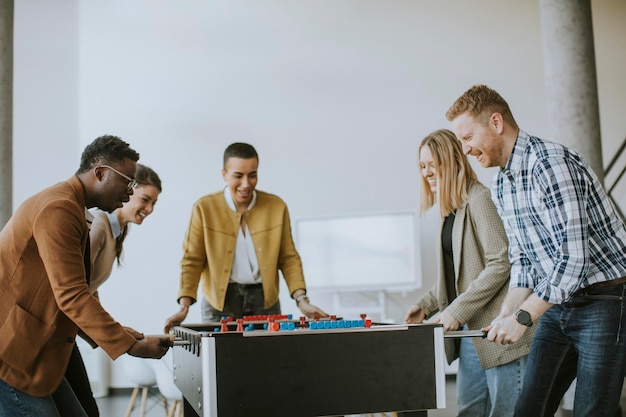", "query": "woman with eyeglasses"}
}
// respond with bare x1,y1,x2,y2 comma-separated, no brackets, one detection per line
52,163,162,417
403,129,533,417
